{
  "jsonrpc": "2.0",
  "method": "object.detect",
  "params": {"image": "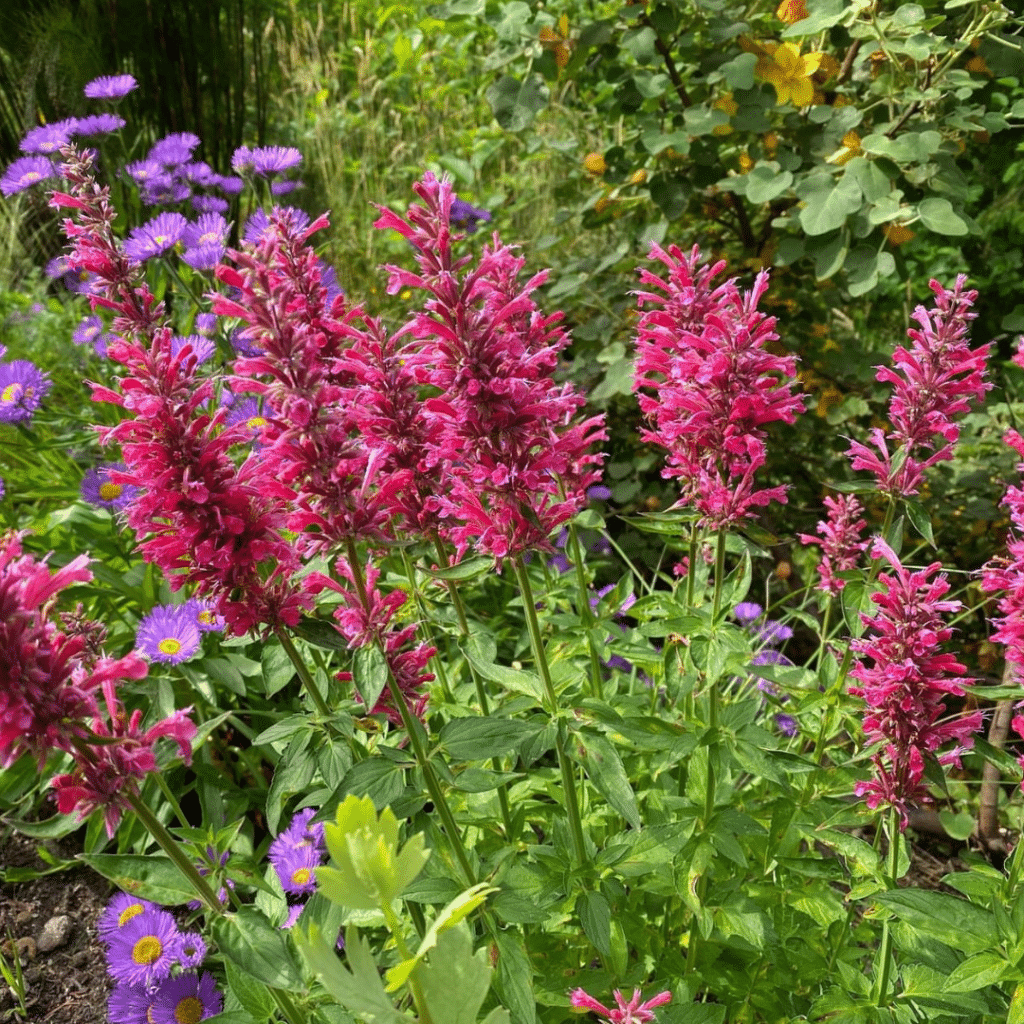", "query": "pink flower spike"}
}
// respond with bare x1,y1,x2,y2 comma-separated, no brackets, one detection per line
571,987,672,1024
